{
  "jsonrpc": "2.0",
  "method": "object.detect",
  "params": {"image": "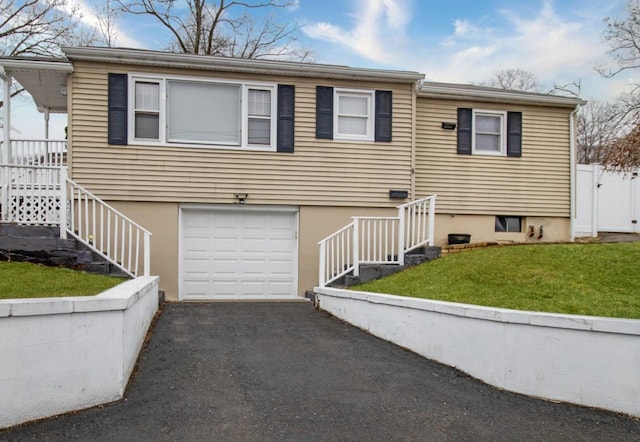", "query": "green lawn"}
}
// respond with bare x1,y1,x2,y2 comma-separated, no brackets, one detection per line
0,261,125,299
354,242,640,319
